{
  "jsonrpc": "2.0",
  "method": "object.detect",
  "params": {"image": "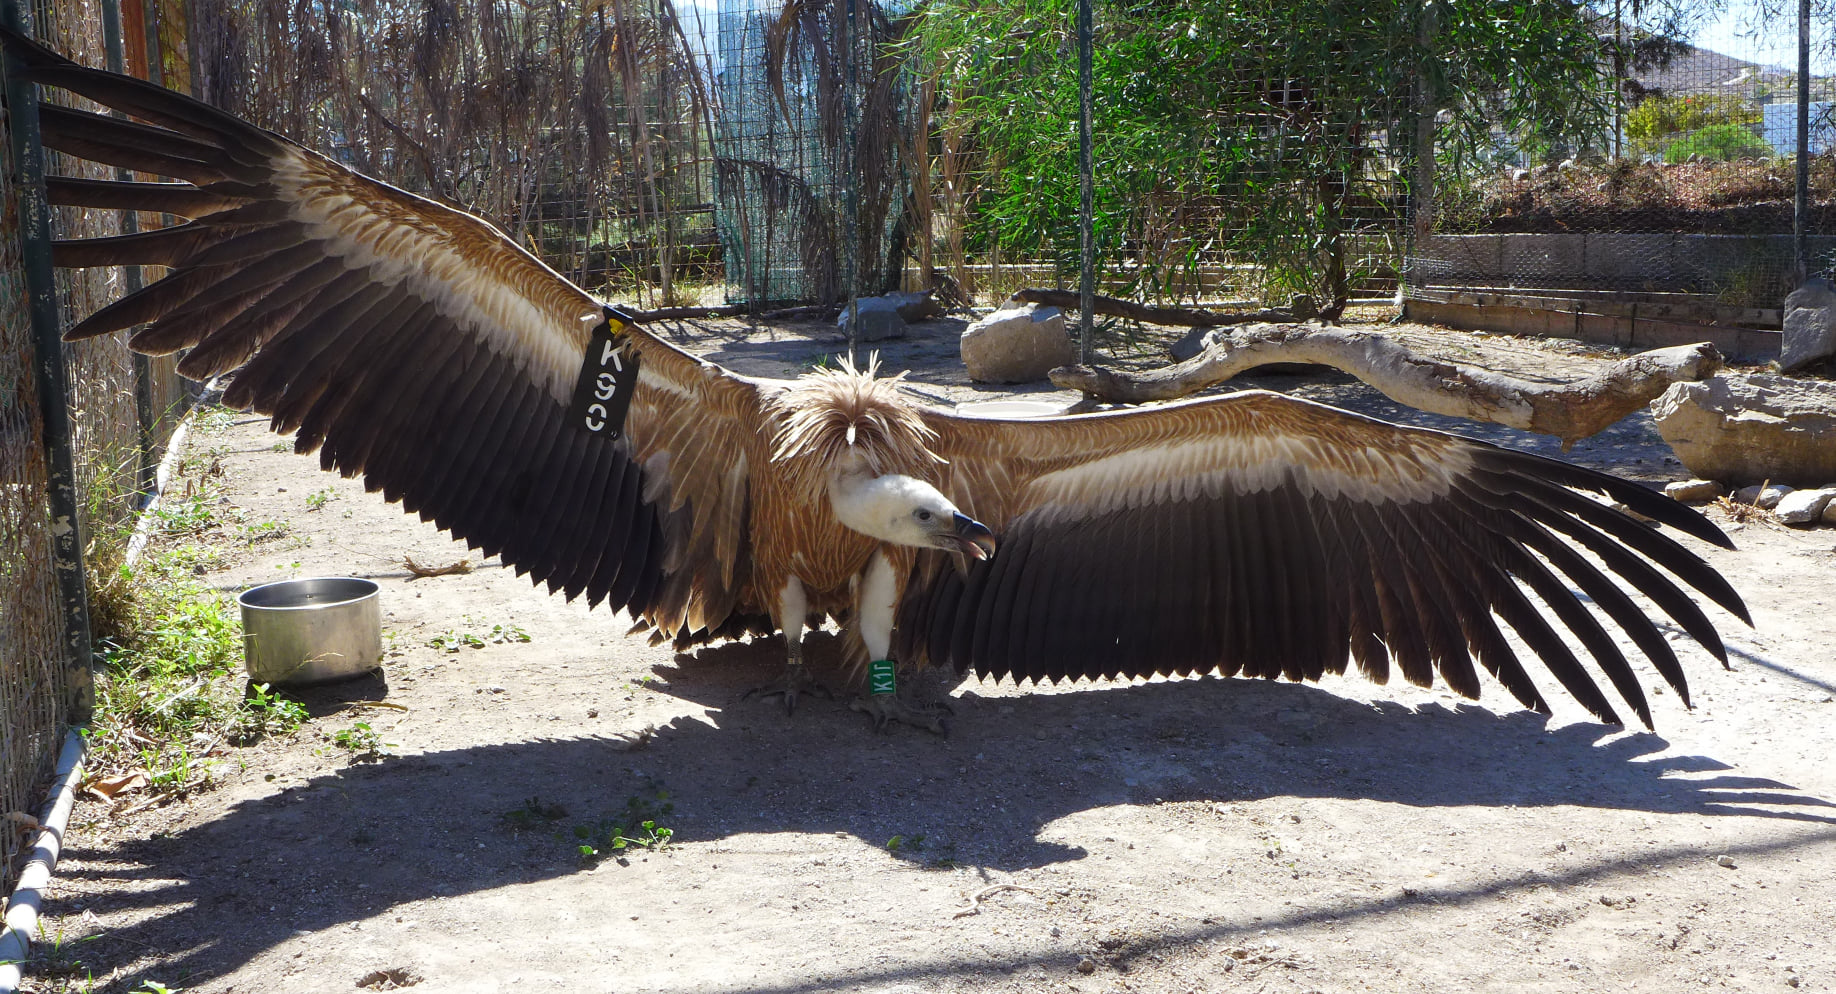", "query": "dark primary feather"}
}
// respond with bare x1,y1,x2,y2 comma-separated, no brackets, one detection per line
899,412,1750,730
9,27,675,623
